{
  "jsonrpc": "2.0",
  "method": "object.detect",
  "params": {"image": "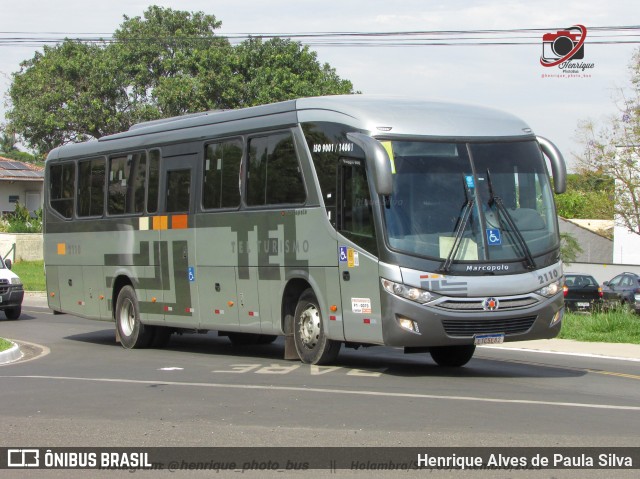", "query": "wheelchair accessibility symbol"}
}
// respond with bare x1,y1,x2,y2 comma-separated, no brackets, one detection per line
486,229,502,246
339,246,348,262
